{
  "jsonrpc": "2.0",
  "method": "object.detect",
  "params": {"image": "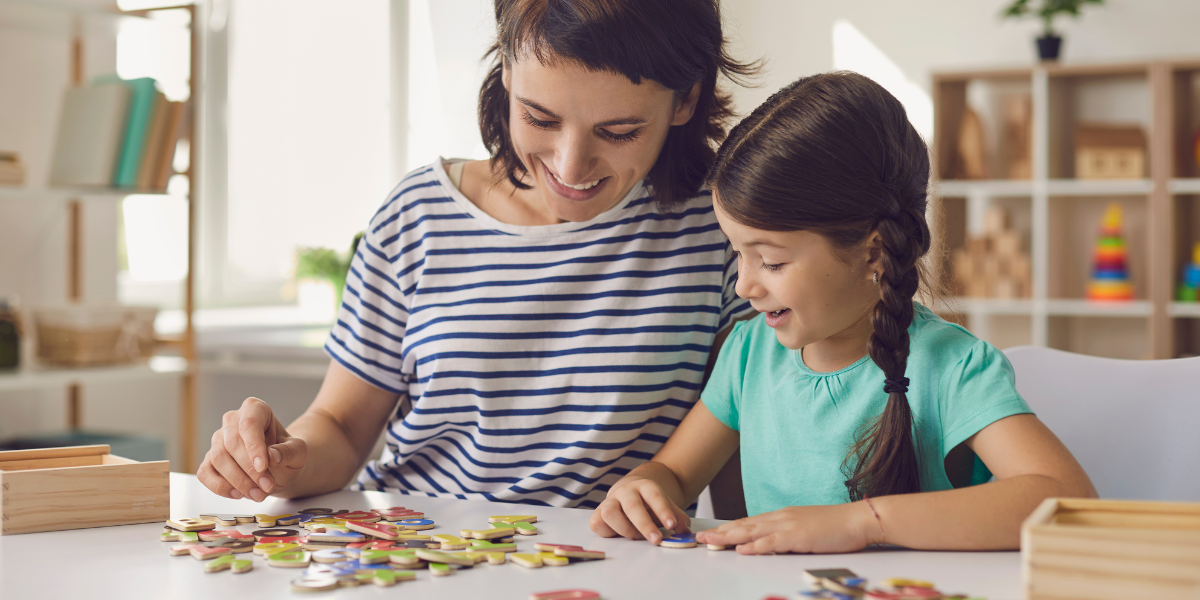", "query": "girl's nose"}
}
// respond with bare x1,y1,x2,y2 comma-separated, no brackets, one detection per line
734,261,759,299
